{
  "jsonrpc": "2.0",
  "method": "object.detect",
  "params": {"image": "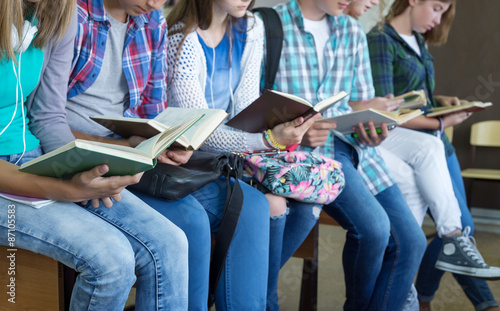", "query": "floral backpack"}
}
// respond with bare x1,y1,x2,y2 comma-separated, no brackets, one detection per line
242,151,345,205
